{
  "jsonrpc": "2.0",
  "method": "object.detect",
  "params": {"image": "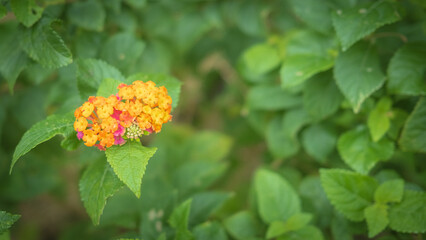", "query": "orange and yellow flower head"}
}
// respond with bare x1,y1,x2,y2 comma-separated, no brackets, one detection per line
73,80,173,150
